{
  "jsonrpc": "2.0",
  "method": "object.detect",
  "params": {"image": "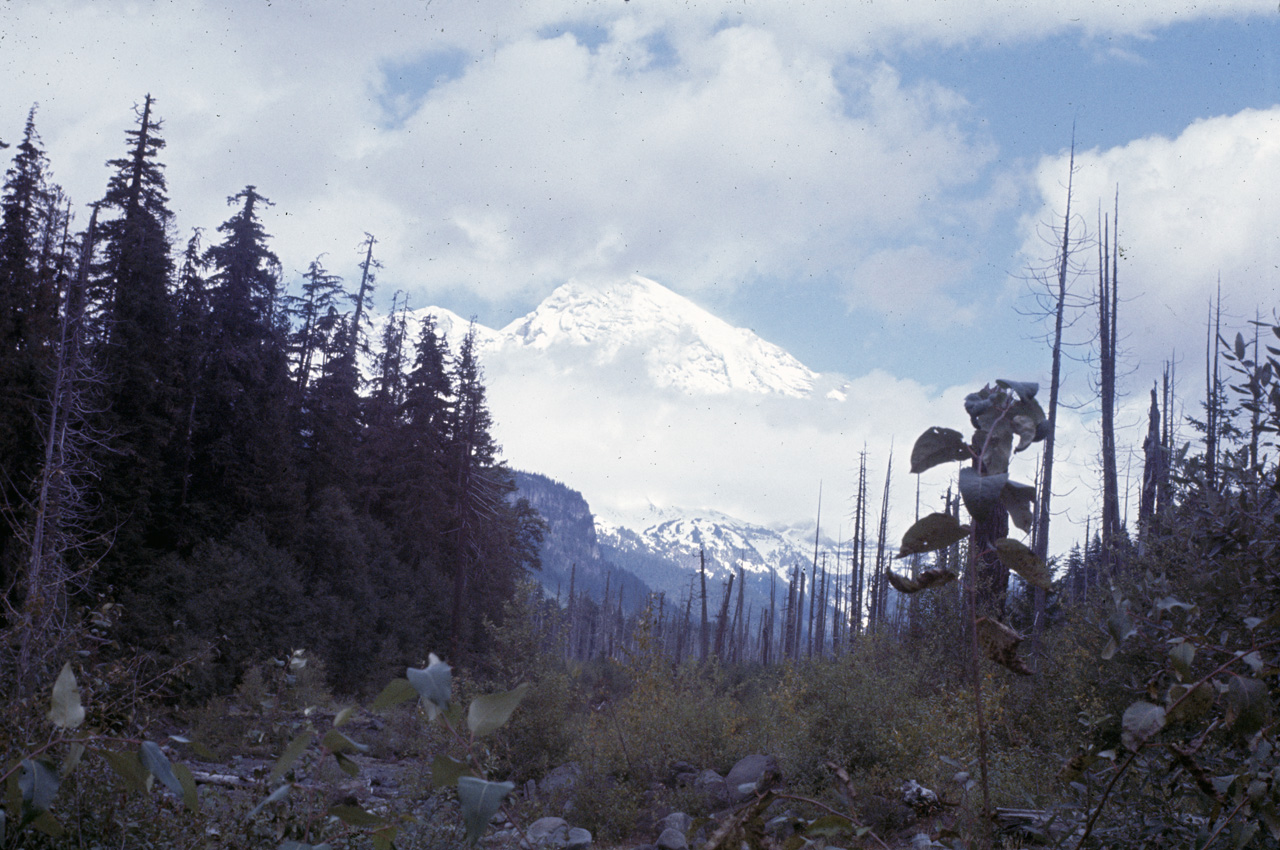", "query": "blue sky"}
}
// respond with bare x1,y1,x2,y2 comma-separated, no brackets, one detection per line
3,0,1279,549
